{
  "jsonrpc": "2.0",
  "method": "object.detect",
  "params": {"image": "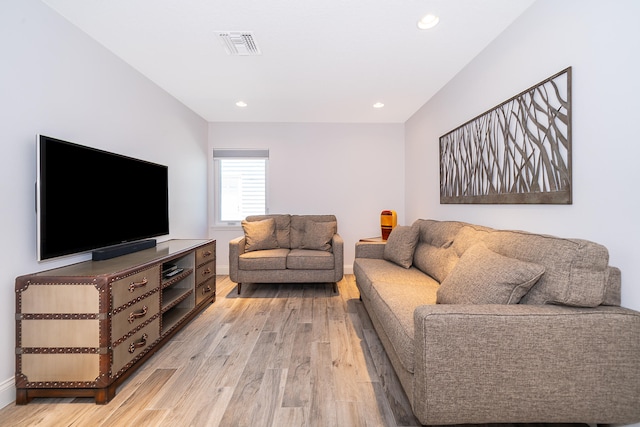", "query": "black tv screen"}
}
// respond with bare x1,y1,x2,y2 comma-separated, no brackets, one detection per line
37,135,169,260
